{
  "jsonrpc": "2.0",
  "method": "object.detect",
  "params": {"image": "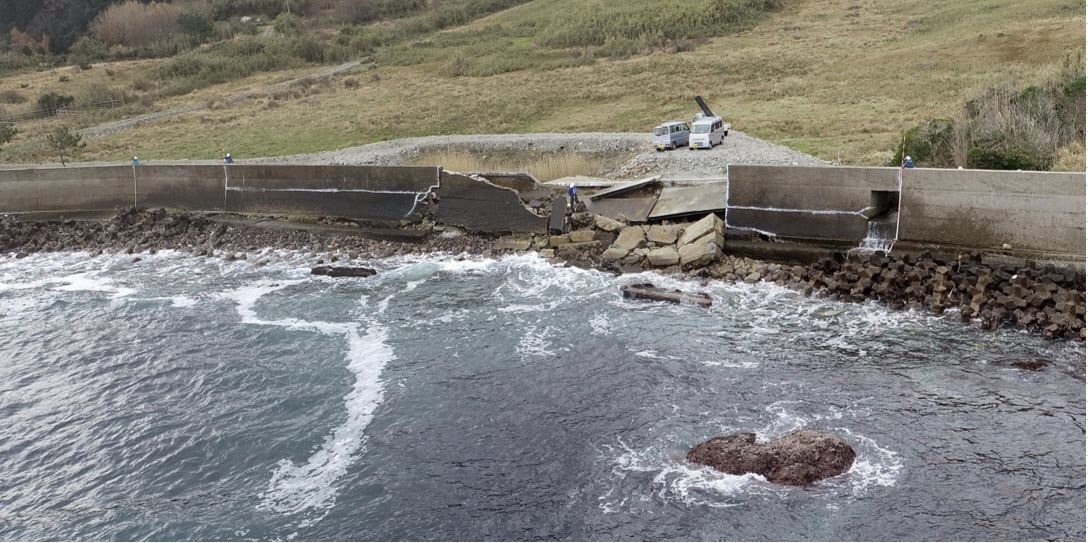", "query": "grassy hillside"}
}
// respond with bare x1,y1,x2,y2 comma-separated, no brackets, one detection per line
0,0,1083,167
